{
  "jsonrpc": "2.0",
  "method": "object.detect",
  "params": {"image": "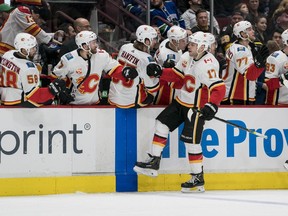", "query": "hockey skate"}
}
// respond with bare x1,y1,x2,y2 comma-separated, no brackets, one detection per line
284,160,288,170
133,153,161,177
181,172,205,193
